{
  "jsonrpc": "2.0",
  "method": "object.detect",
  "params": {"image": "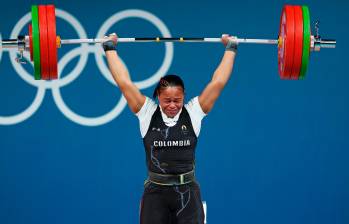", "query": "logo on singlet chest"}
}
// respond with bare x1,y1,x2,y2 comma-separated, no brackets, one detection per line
153,140,191,148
